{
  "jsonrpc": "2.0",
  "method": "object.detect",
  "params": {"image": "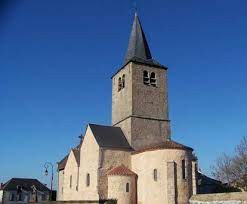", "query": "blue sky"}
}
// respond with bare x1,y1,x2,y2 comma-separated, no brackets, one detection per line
0,0,247,187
